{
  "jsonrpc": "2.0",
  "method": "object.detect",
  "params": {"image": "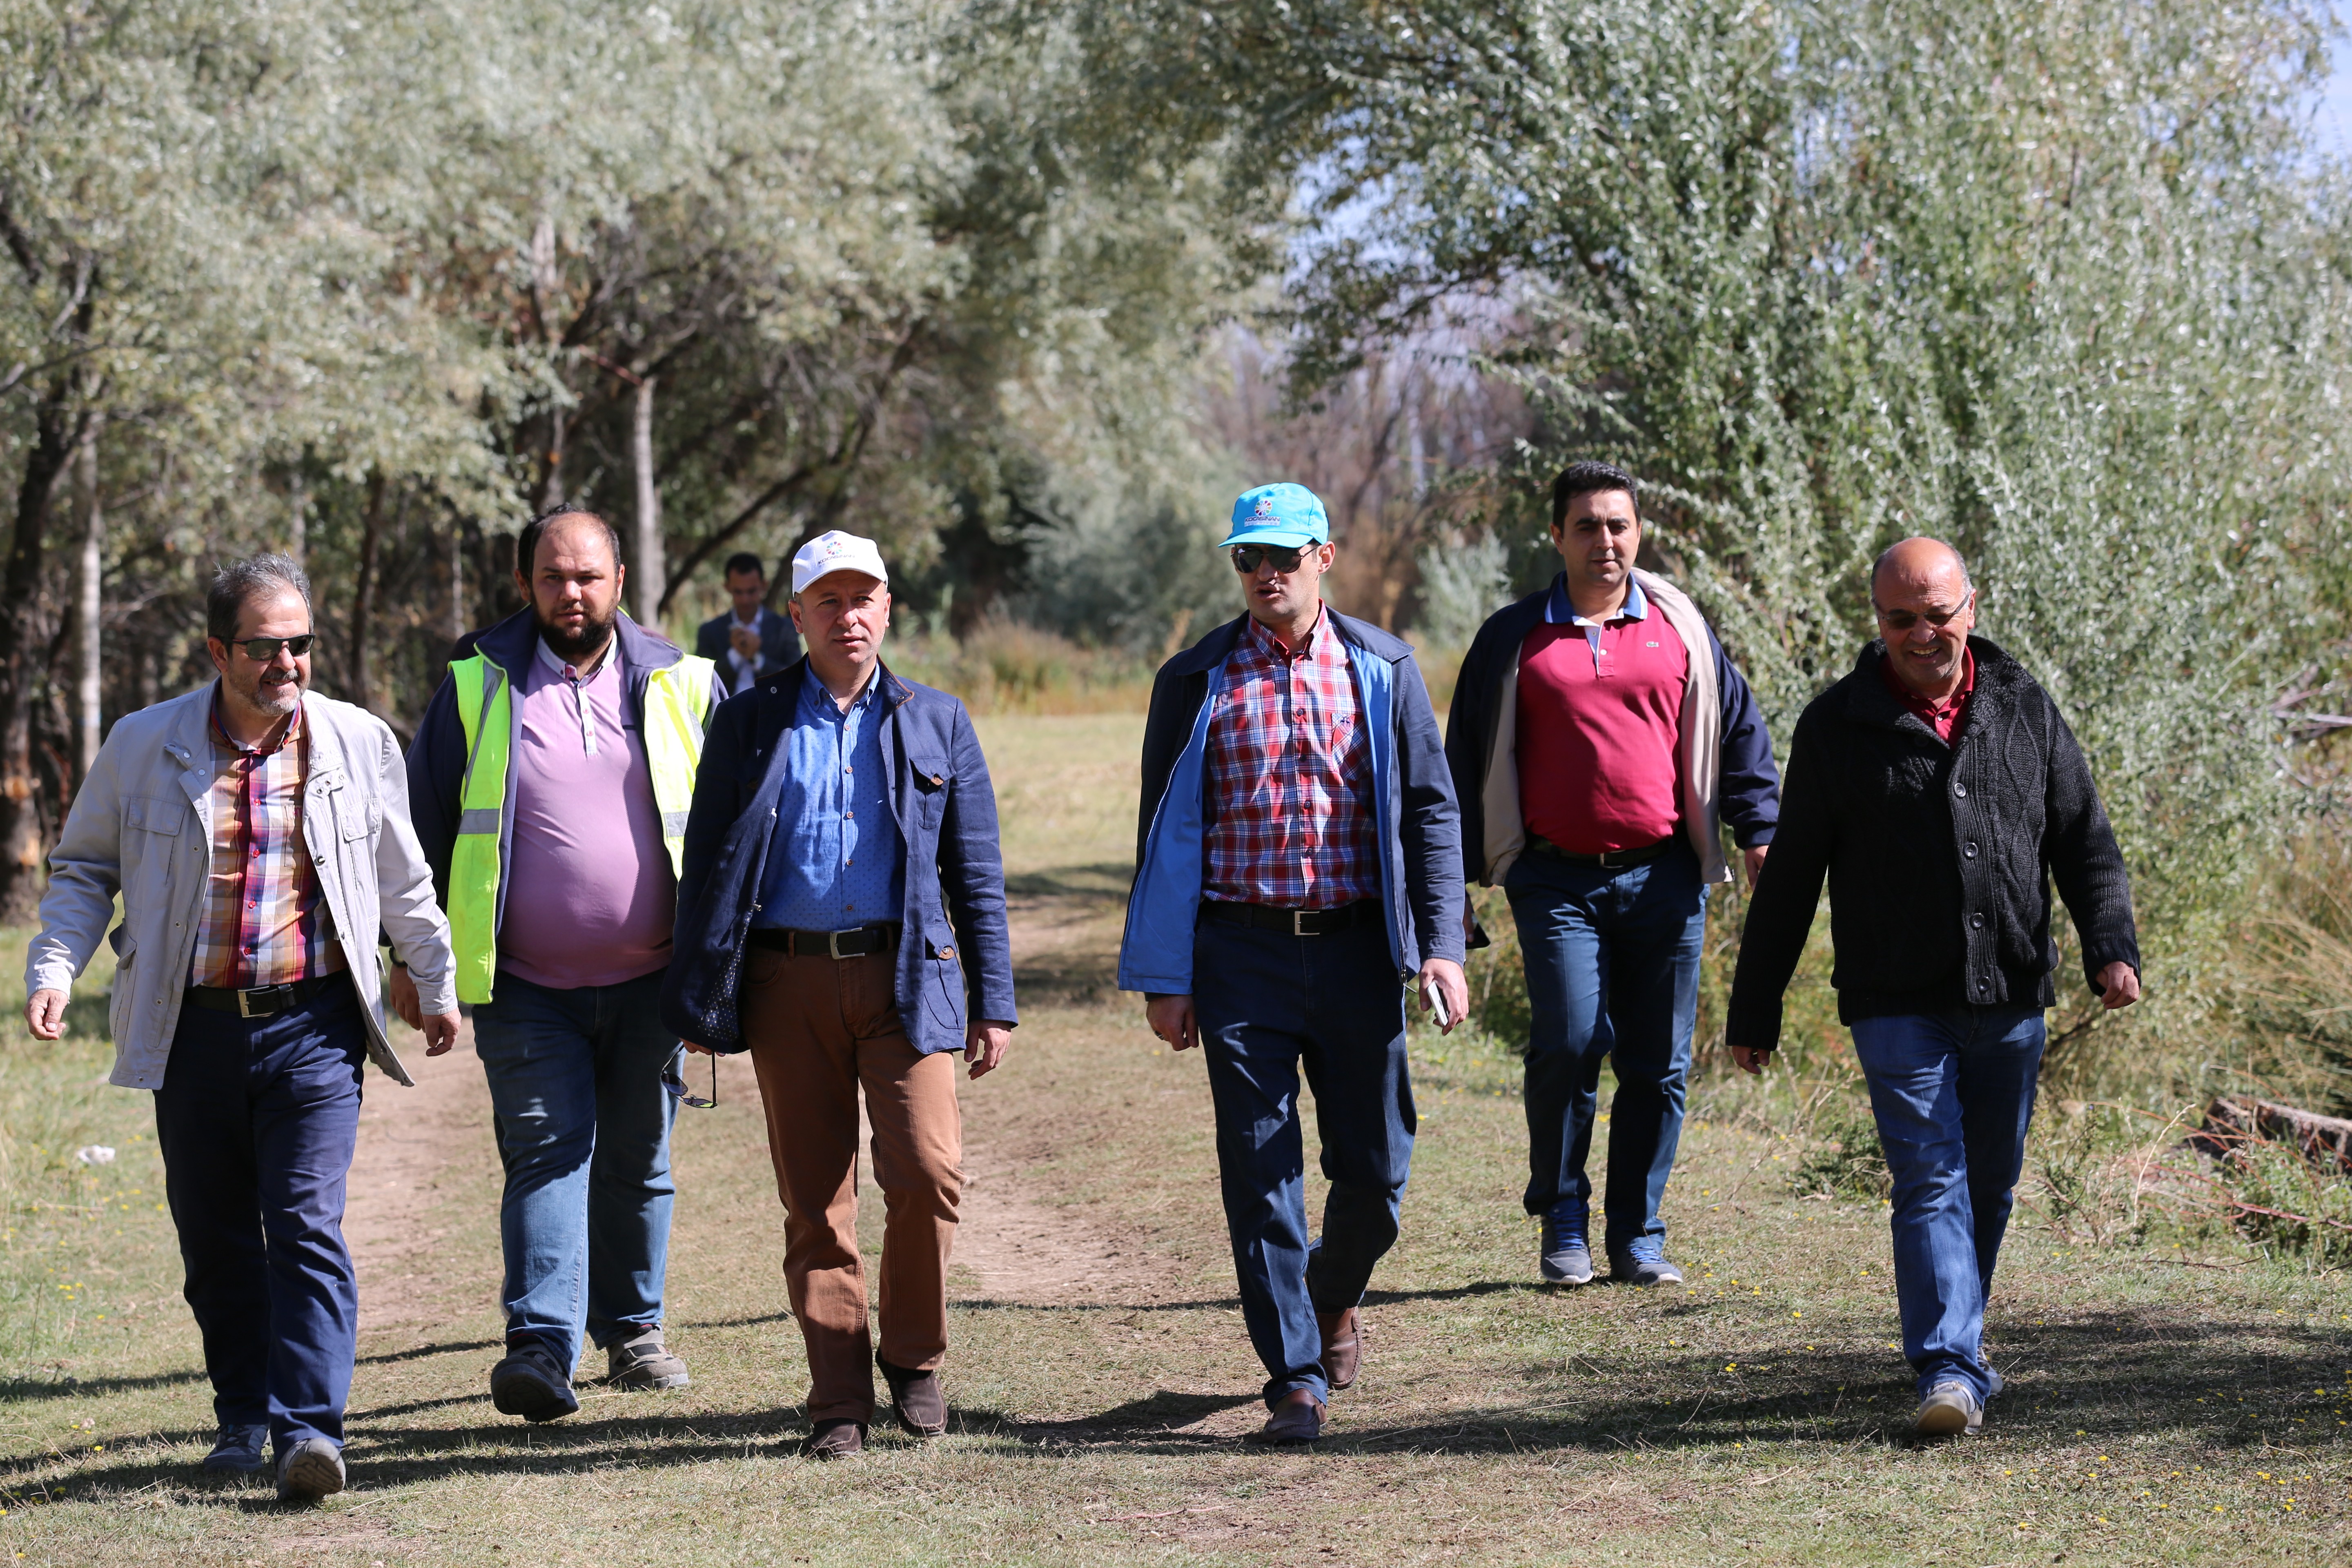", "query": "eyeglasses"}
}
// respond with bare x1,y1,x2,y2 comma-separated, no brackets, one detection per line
1231,543,1313,574
1873,589,1974,633
229,634,317,661
662,1047,718,1110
